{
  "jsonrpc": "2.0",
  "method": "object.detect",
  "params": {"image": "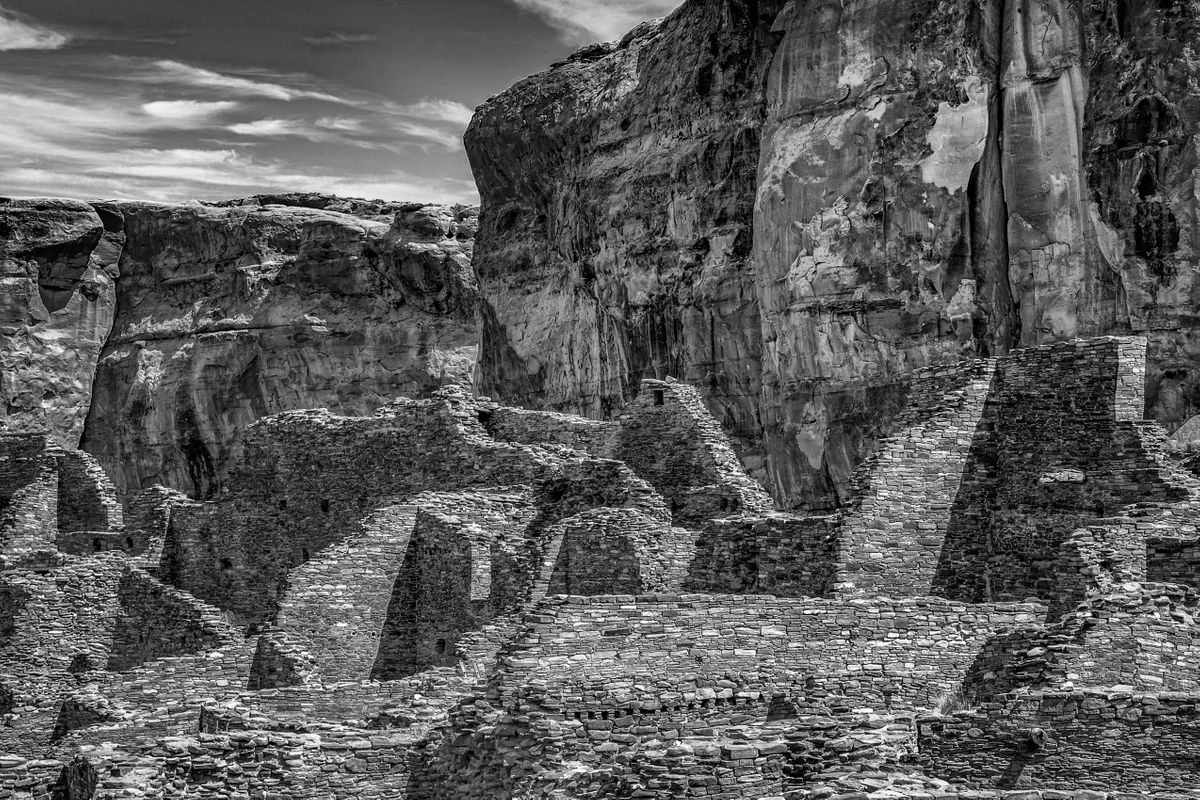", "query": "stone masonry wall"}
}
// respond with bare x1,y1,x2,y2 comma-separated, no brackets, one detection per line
0,433,60,561
106,567,236,672
834,358,997,597
833,337,1200,605
544,508,687,596
961,585,1200,704
55,449,123,534
930,338,1197,603
495,595,1041,710
372,494,535,680
162,390,565,623
615,379,774,525
1148,536,1200,589
685,513,838,596
483,405,619,456
919,690,1200,790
